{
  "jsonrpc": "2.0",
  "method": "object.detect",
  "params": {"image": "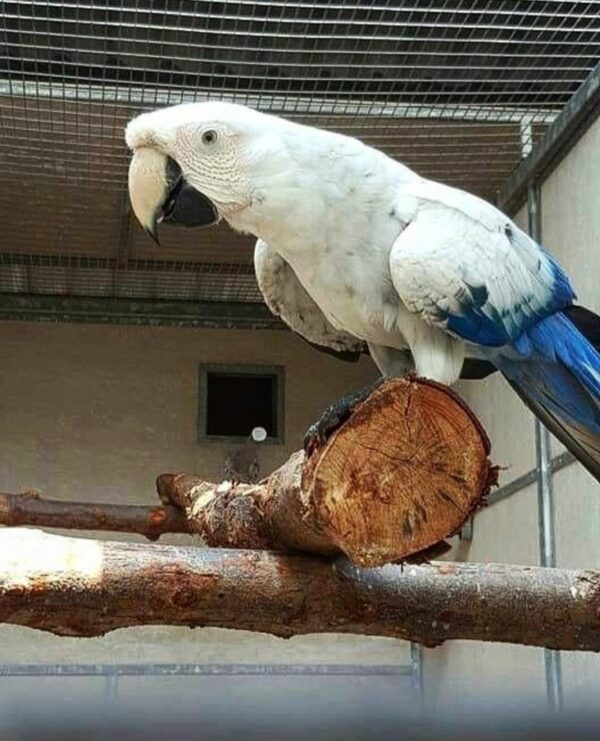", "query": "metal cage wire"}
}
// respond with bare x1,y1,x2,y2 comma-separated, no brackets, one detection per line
0,1,599,305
